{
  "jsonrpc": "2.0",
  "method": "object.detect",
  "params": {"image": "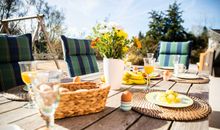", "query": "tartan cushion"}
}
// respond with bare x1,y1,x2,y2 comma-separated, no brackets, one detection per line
158,41,191,68
0,33,33,63
61,35,99,77
61,35,95,55
0,63,24,91
0,33,33,91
